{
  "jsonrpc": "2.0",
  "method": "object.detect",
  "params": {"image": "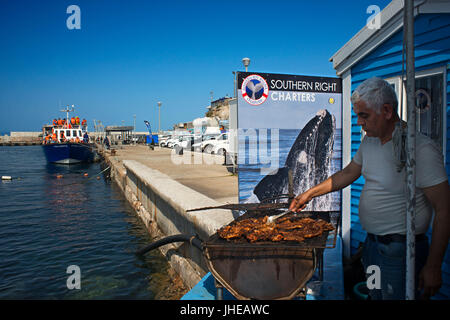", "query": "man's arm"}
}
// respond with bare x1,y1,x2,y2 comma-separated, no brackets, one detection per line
418,180,450,299
289,160,362,212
